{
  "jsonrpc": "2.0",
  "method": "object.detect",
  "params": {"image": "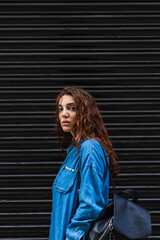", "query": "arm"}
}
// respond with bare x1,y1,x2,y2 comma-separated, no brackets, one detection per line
65,141,109,240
